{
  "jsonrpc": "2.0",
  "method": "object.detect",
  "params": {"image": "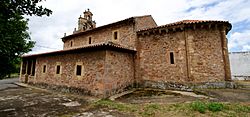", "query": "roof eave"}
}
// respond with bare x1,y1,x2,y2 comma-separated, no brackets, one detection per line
22,42,136,58
61,17,135,42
